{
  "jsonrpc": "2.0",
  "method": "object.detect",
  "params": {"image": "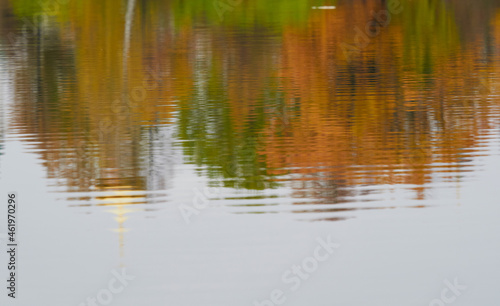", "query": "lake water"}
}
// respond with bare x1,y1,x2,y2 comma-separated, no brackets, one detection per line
0,0,500,305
